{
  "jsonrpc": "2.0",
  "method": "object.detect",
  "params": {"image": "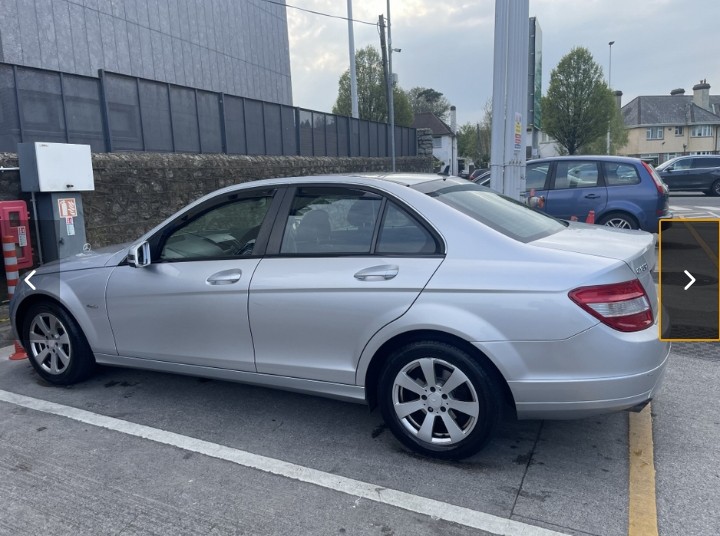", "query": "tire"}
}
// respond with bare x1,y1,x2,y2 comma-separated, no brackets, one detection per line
22,302,95,385
378,341,501,460
598,212,638,230
710,180,720,197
